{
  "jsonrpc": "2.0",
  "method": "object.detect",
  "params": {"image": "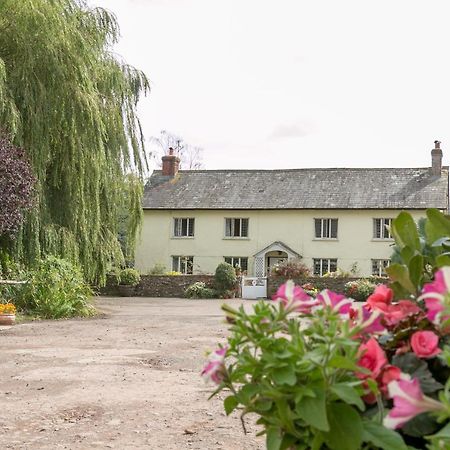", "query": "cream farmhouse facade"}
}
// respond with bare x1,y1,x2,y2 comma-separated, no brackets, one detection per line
135,142,449,277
